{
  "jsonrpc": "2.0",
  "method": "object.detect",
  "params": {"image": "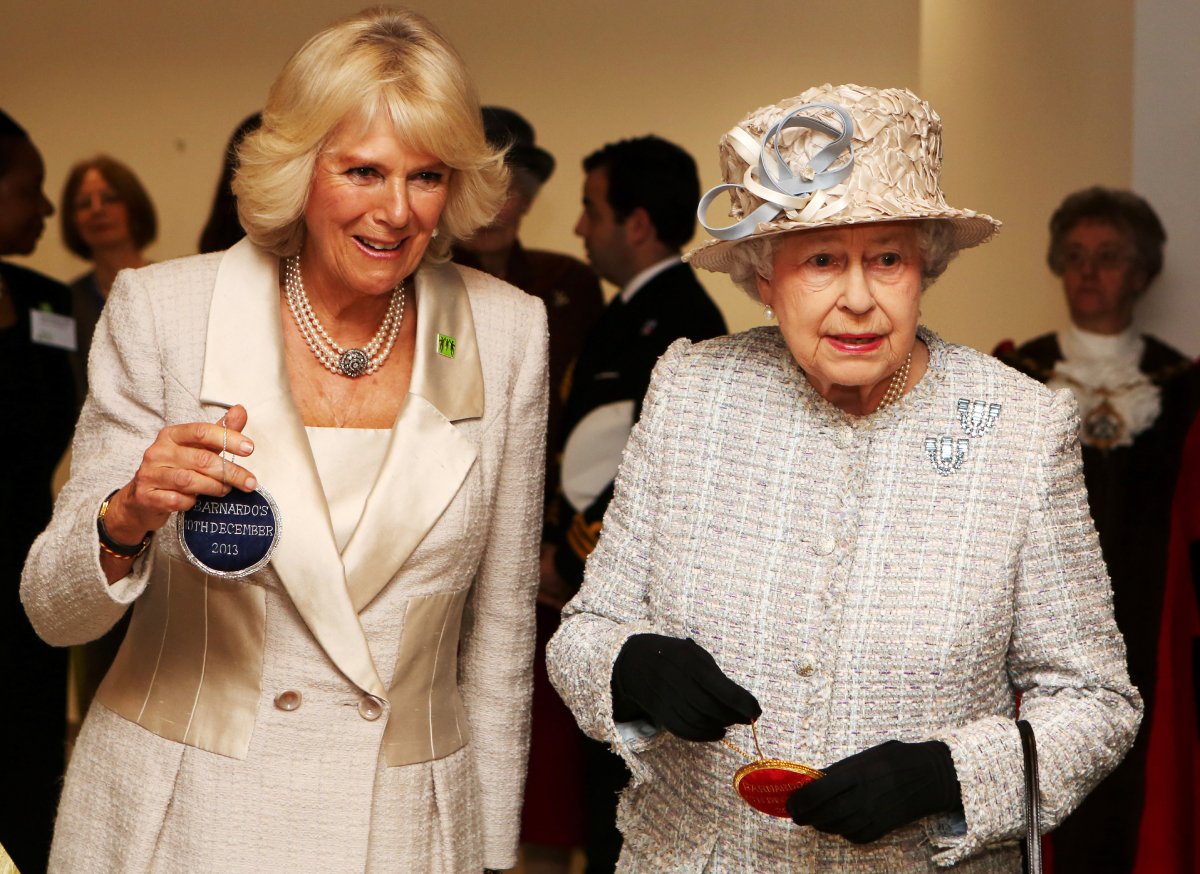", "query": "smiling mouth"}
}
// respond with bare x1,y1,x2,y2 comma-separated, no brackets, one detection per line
356,236,403,252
